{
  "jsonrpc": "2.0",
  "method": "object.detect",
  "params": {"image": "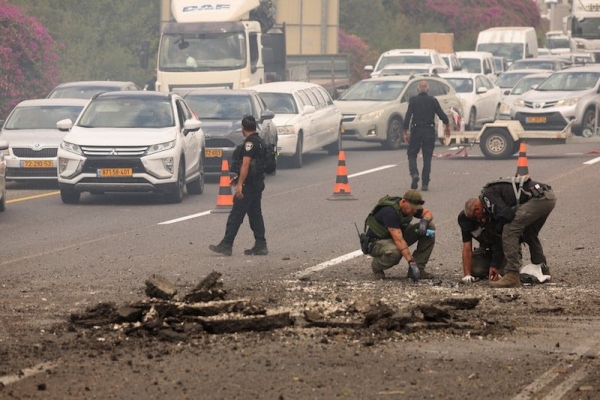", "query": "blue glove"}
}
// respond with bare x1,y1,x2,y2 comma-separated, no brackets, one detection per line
408,261,420,282
418,218,429,236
